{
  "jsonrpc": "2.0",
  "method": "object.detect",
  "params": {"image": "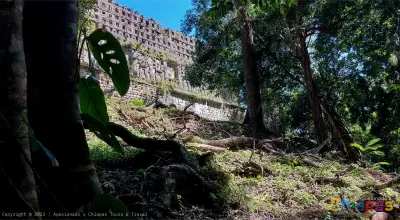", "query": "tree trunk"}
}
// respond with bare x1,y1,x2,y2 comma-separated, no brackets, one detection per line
0,0,40,214
300,47,328,145
23,0,102,212
237,3,267,136
293,3,360,162
320,100,362,161
294,4,328,145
